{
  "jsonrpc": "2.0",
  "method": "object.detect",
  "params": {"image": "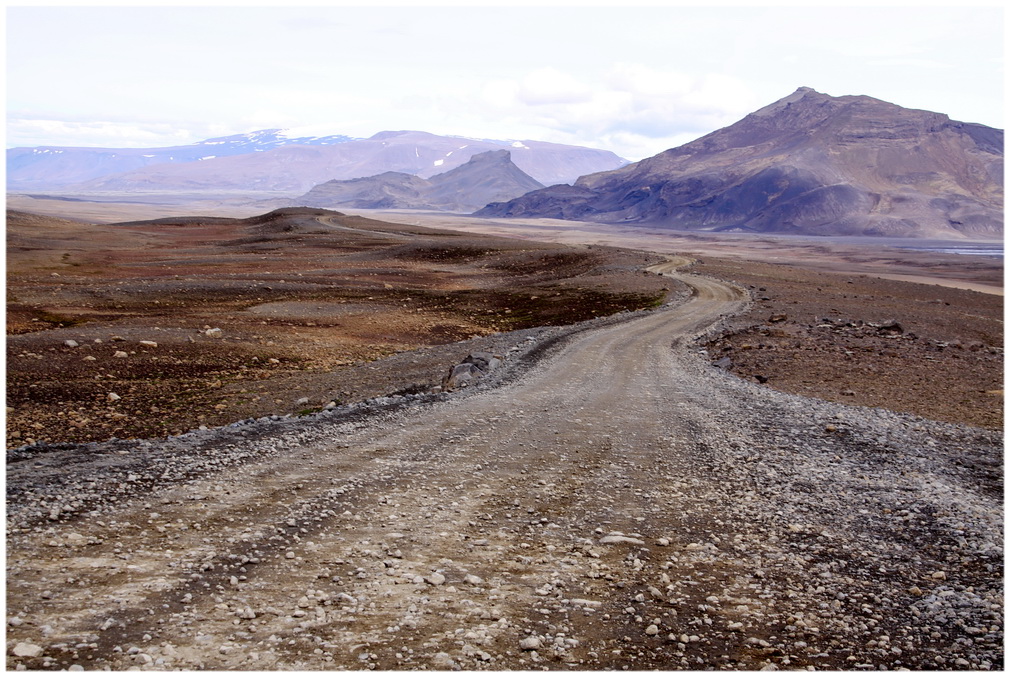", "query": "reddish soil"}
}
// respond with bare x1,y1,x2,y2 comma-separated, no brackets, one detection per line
6,208,670,446
693,258,1003,429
